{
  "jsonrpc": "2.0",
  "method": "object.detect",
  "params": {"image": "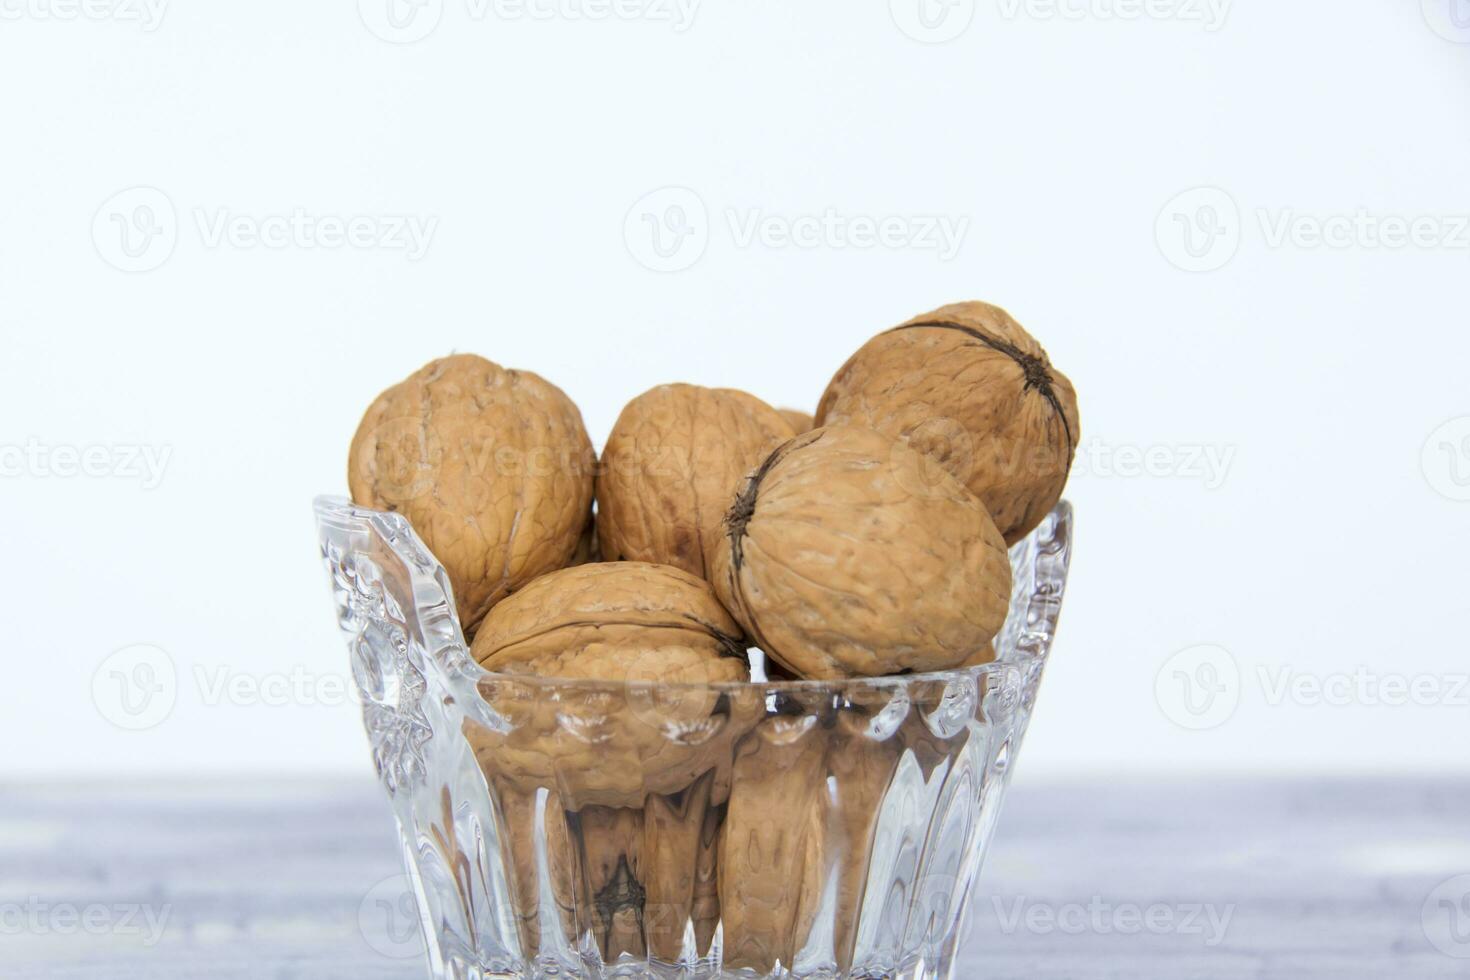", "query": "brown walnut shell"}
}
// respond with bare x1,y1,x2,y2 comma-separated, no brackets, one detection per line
816,300,1079,545
597,384,795,579
469,562,757,806
710,426,1011,680
348,354,595,633
465,562,759,962
777,407,815,434
718,715,829,974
